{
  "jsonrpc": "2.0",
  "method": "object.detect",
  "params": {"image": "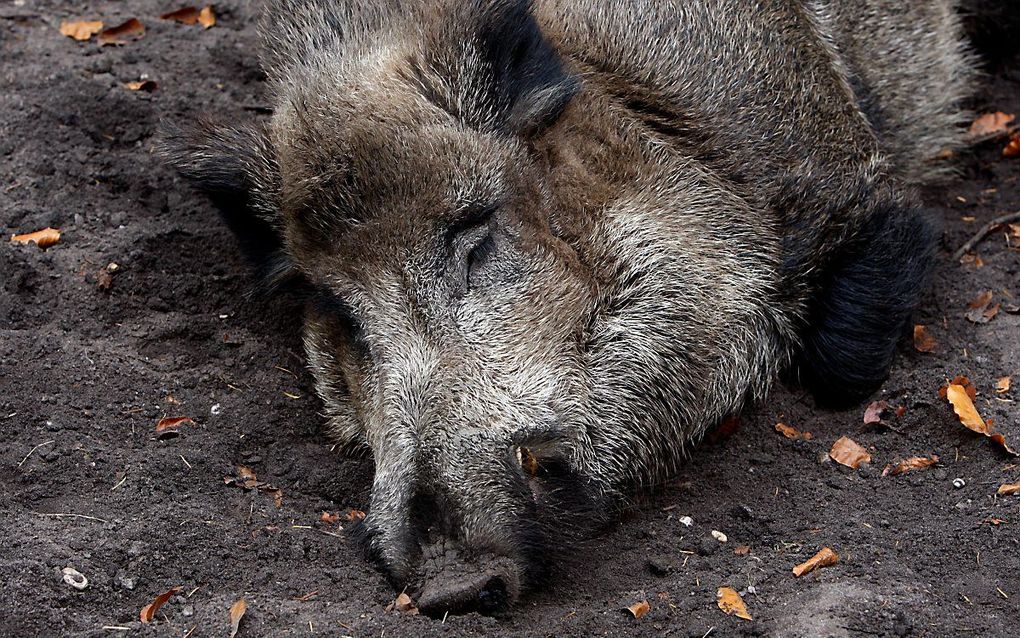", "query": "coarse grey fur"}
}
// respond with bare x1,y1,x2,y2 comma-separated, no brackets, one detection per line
165,0,974,615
